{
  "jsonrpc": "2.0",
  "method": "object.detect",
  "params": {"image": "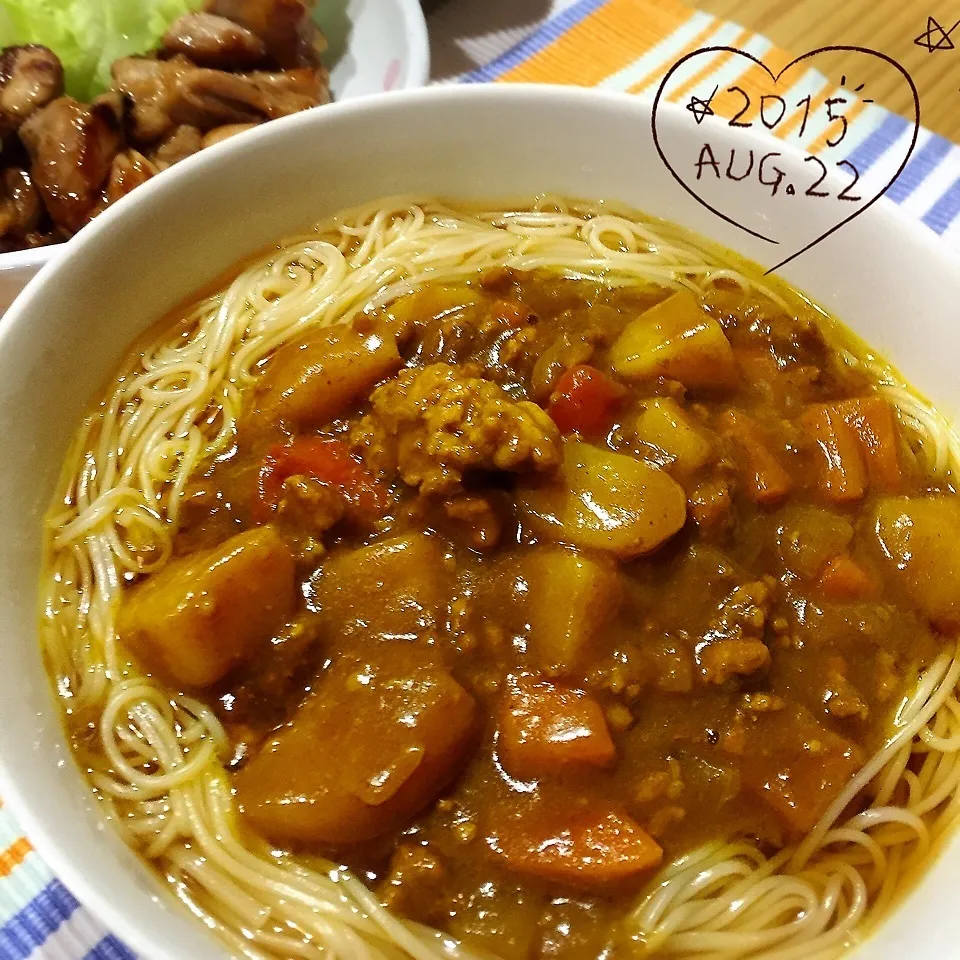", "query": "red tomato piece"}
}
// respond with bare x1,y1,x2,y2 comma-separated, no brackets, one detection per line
548,365,624,436
254,436,386,522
